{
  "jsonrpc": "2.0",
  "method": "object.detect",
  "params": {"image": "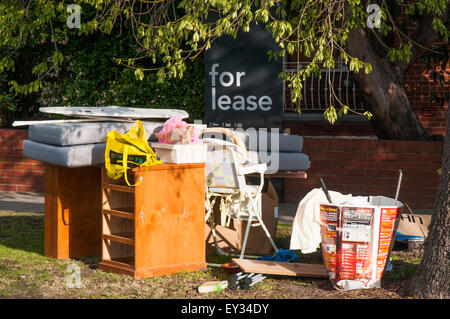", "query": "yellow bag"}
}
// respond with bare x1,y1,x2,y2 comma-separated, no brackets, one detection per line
105,120,161,186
